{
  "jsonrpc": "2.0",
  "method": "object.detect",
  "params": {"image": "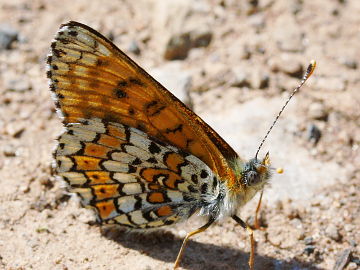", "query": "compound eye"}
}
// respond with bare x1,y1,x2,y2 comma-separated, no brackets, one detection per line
247,171,260,186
